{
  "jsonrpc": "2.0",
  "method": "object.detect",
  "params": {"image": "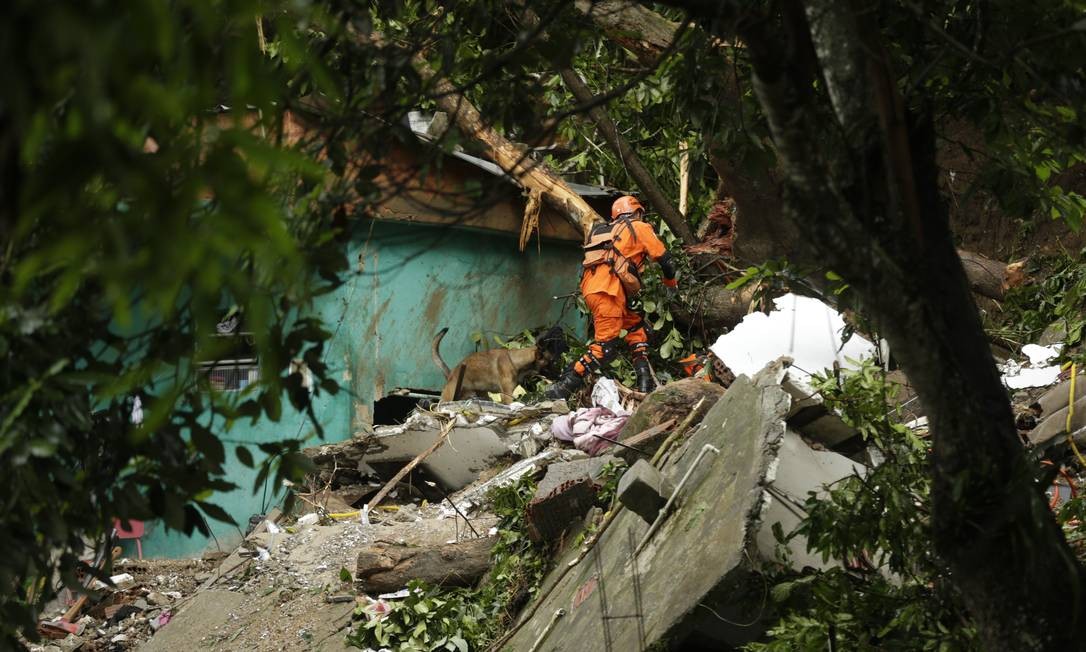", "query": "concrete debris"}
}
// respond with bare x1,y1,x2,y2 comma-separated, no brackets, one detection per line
781,372,858,449
617,459,673,524
304,399,570,492
617,378,723,454
447,448,587,517
710,293,877,382
500,360,869,651
525,457,620,542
